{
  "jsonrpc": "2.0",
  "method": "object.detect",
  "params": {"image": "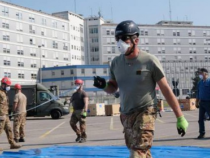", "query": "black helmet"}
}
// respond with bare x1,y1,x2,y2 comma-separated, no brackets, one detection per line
115,20,139,37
